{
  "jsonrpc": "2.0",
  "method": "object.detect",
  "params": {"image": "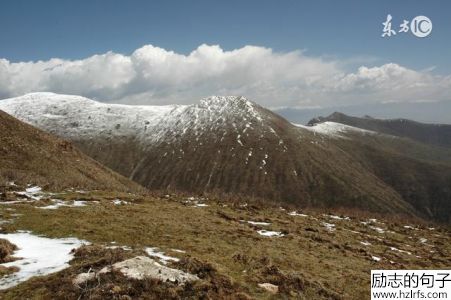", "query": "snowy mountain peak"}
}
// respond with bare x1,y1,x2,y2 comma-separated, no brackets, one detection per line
199,95,249,107
196,95,264,124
